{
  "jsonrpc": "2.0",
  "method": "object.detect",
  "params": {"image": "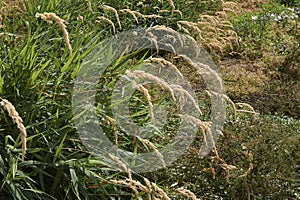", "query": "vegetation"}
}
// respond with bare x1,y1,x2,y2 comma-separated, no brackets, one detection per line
0,0,299,199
